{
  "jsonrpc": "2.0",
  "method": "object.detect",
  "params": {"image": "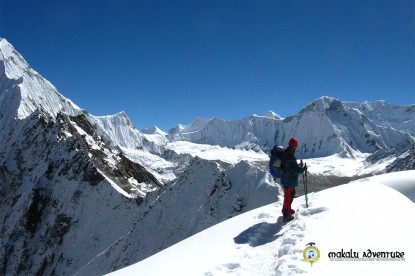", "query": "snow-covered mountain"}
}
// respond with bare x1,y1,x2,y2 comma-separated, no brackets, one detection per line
0,39,80,128
0,38,162,196
0,39,277,275
169,96,415,159
0,38,164,275
1,37,414,275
